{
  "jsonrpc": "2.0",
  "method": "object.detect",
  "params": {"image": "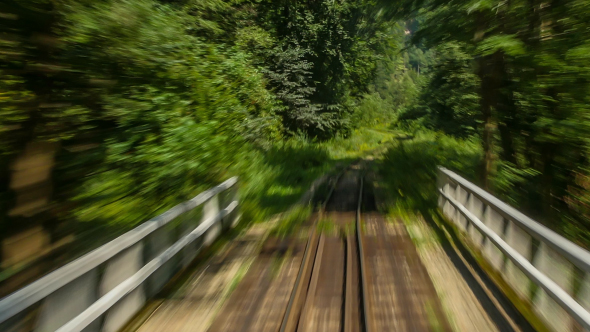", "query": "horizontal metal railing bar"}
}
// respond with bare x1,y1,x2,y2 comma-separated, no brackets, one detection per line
440,189,590,330
439,167,590,273
0,177,237,324
55,201,238,332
